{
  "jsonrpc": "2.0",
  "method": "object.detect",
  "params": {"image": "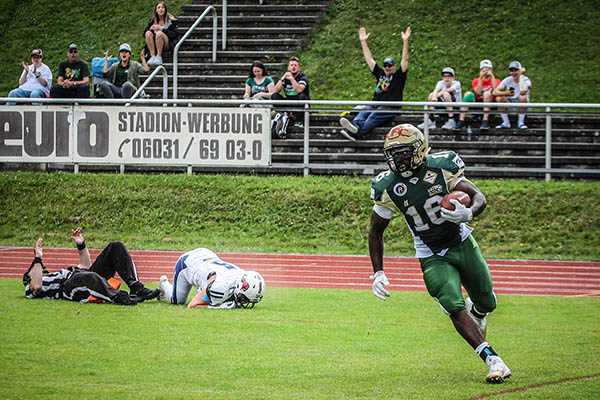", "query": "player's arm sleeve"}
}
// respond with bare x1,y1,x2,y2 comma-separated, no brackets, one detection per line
371,177,398,219
373,204,394,219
